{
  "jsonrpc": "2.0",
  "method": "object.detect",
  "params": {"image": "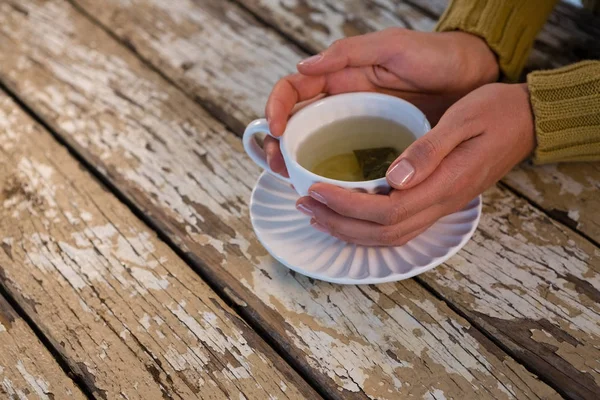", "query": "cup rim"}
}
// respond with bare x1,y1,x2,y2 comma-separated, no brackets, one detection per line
281,92,429,187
